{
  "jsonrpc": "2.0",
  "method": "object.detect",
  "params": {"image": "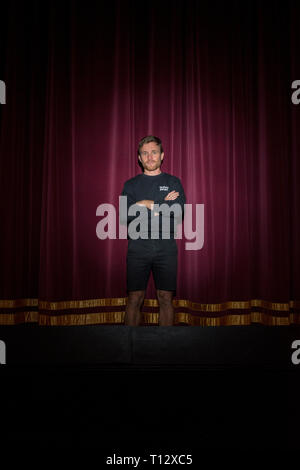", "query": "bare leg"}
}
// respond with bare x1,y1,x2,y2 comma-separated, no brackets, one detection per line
157,290,175,326
124,290,145,326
